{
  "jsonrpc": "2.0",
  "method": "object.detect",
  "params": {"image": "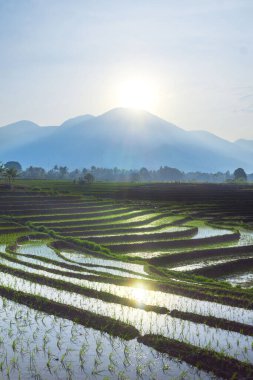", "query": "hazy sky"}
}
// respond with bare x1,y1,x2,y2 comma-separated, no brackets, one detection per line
0,0,253,140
